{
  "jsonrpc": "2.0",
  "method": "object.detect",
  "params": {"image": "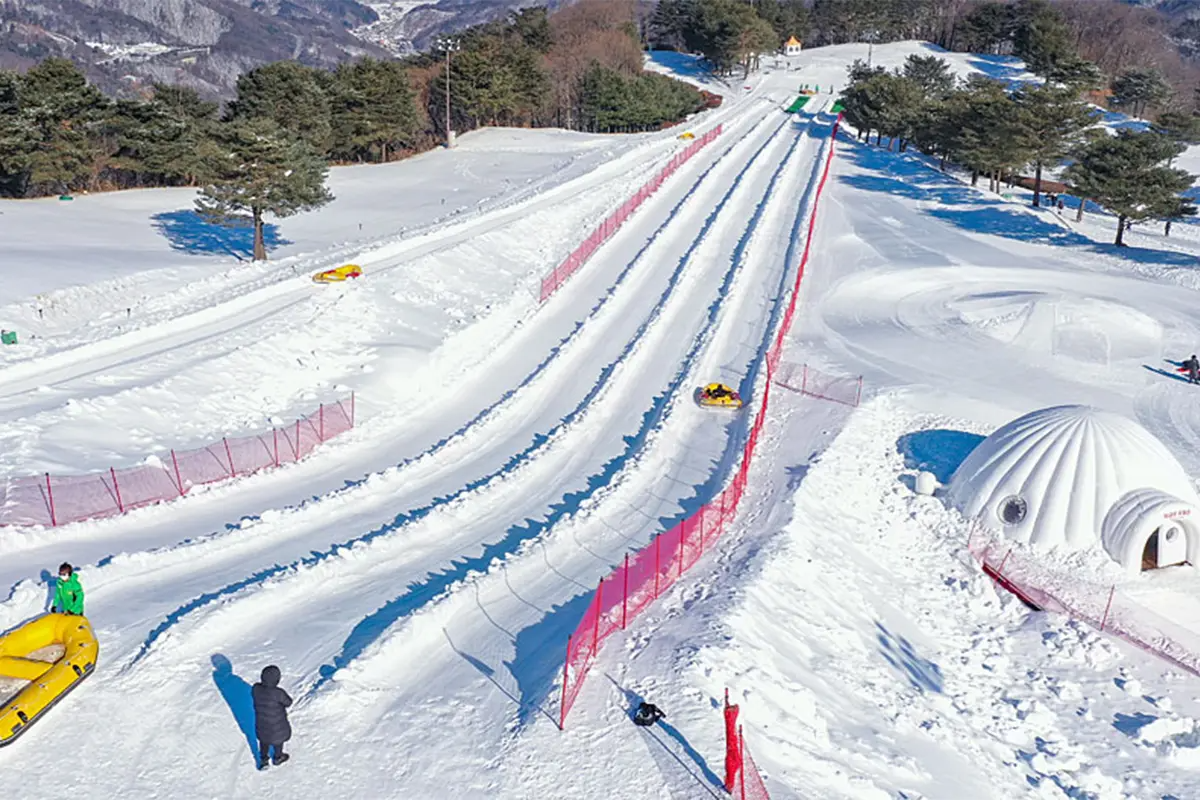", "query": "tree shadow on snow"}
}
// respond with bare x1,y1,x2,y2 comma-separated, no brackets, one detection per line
964,56,1037,90
210,654,257,762
896,429,984,485
151,209,289,260
442,628,558,727
607,676,725,798
876,622,944,694
837,143,1199,269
